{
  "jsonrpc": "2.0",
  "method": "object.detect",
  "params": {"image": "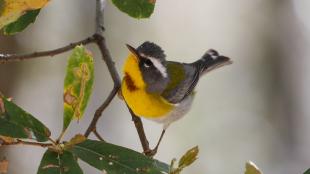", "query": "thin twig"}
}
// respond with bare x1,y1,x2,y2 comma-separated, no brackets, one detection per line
84,85,119,137
0,36,96,64
84,0,121,138
95,0,105,36
0,139,53,148
128,107,152,155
